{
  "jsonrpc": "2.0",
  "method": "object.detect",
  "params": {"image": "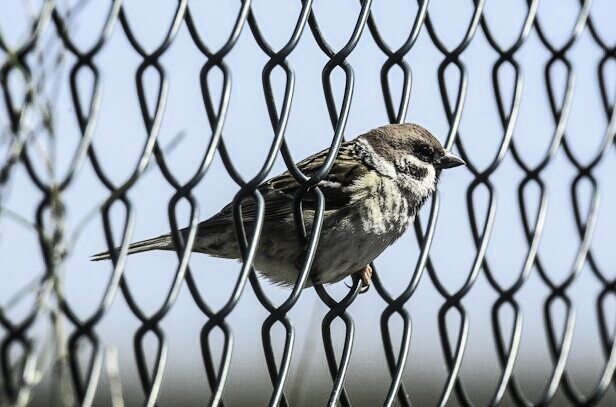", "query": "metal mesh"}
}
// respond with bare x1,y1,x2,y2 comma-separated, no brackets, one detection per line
1,1,615,406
